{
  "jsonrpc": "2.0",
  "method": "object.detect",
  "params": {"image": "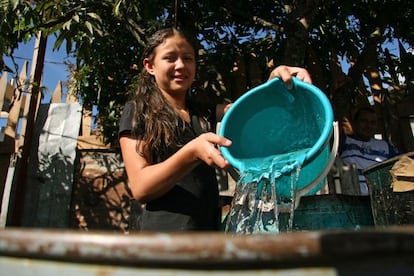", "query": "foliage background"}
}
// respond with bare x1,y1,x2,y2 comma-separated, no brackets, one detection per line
1,0,414,149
